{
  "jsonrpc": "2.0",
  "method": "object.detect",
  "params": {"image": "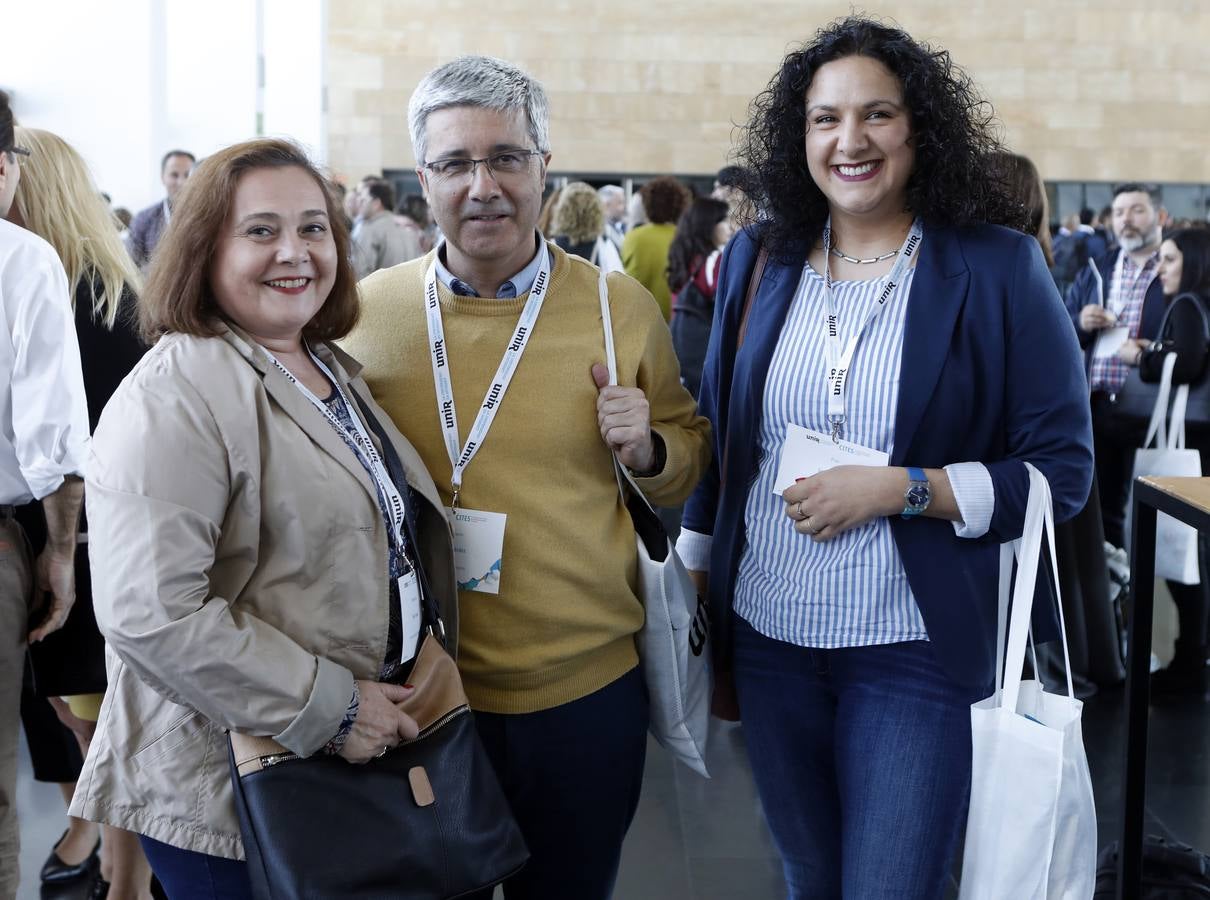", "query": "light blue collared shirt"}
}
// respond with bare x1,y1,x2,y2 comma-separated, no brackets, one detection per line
433,234,545,299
